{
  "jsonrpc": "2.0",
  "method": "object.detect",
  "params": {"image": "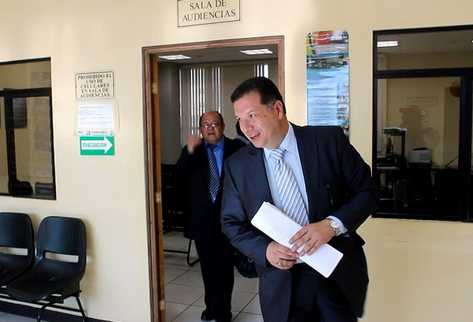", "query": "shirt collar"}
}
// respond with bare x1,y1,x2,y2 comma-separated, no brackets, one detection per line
205,136,225,150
